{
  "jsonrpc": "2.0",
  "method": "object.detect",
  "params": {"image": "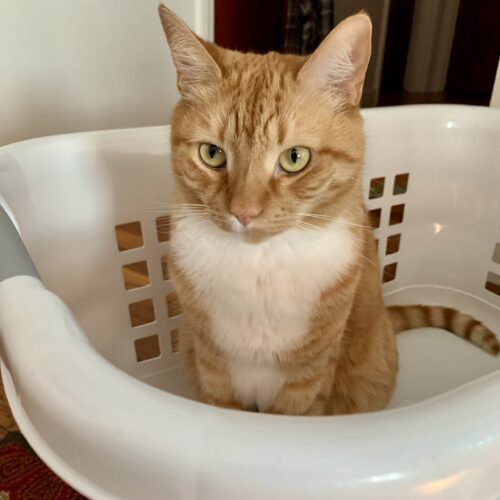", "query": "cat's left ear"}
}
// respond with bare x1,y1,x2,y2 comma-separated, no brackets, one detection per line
297,12,372,106
158,4,222,99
